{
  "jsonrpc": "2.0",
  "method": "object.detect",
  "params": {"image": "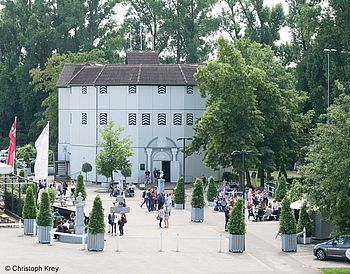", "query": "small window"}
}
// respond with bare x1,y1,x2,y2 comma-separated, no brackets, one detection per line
82,86,87,94
128,113,137,125
158,113,166,125
173,113,182,126
129,85,136,94
186,86,193,94
140,164,145,171
99,113,107,125
82,113,87,125
99,86,107,94
186,113,193,125
142,113,150,125
158,85,166,94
